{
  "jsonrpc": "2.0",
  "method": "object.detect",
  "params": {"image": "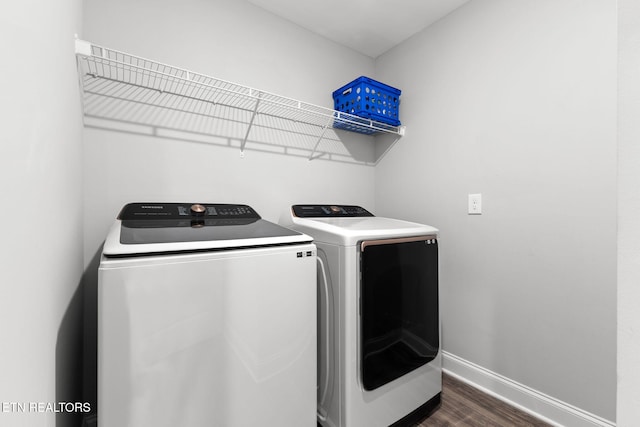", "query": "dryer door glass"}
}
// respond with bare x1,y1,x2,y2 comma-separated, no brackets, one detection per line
360,237,439,391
